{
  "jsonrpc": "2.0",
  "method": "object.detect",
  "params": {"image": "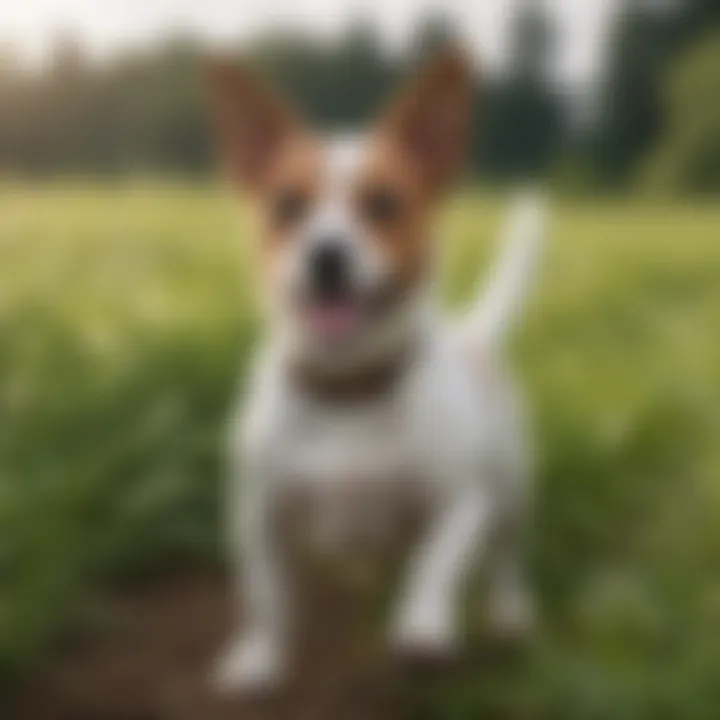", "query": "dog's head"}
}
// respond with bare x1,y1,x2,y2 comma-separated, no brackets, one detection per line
209,51,475,366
